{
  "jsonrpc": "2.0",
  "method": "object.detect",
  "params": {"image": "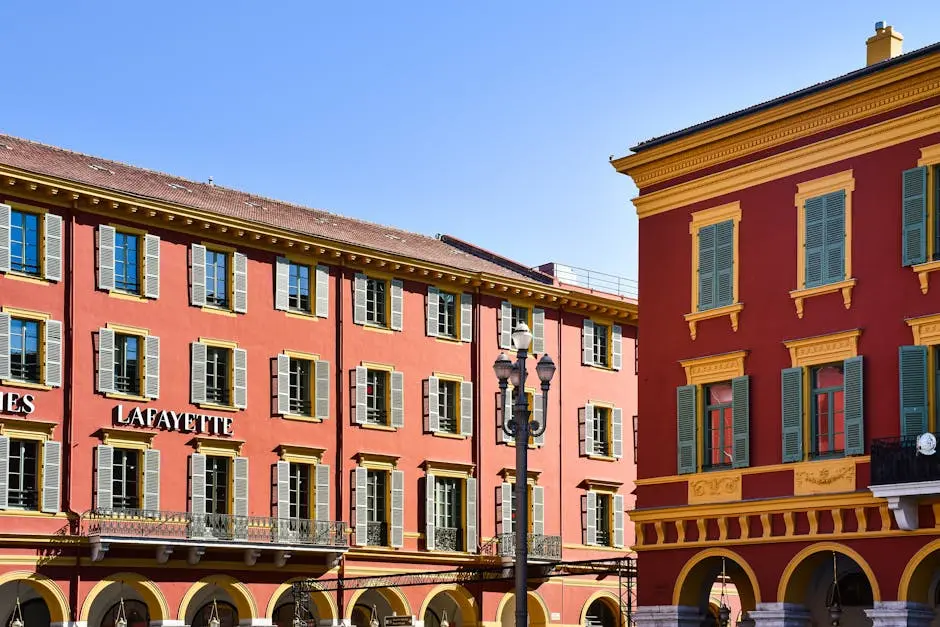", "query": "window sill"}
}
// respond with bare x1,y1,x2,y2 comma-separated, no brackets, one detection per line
913,260,940,294
433,335,463,345
586,364,616,373
1,379,51,391
505,440,540,450
106,392,149,402
108,291,147,303
281,414,322,423
684,302,743,340
1,272,50,285
0,509,68,518
197,402,239,413
432,431,467,440
200,306,236,317
789,278,855,318
587,454,618,462
359,423,397,432
285,310,318,321
362,323,393,334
